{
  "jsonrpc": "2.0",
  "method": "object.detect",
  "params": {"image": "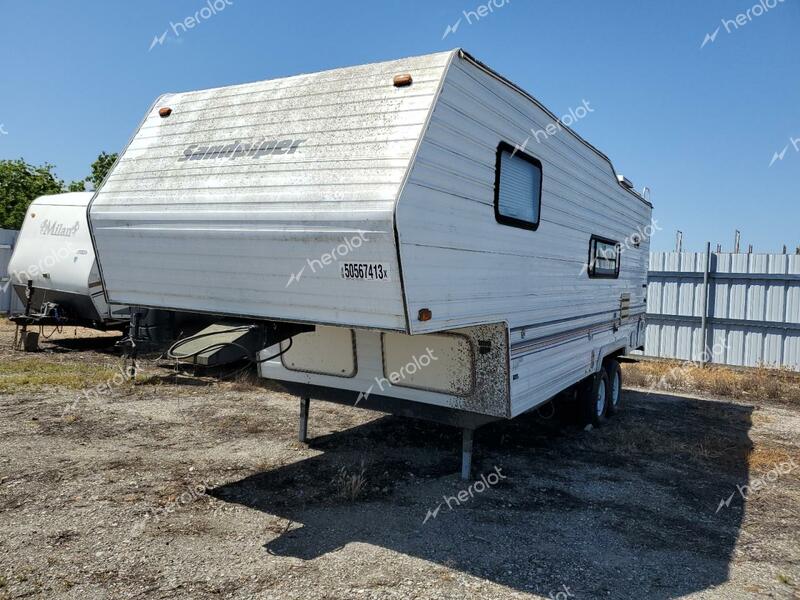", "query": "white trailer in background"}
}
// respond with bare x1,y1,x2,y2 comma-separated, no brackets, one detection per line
8,192,129,330
88,49,652,478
